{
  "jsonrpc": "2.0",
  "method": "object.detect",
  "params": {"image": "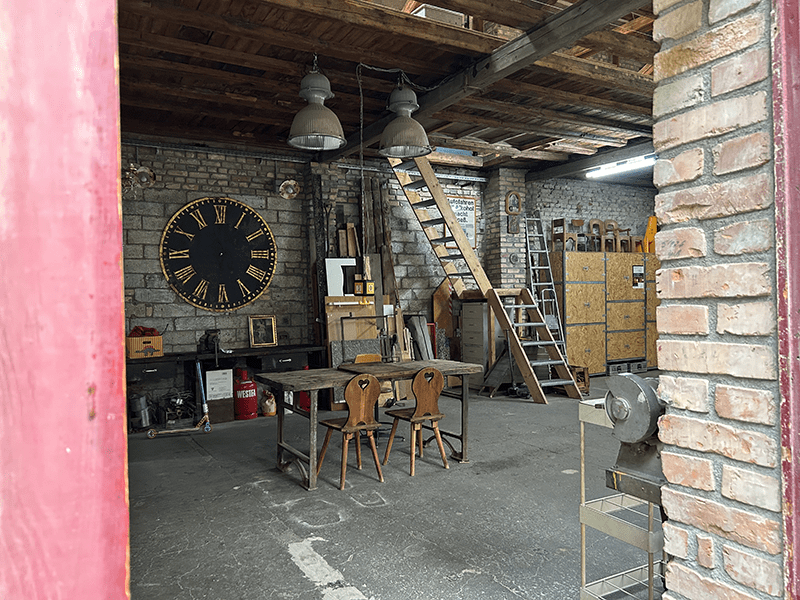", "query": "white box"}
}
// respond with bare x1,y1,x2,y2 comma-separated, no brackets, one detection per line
205,369,233,401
